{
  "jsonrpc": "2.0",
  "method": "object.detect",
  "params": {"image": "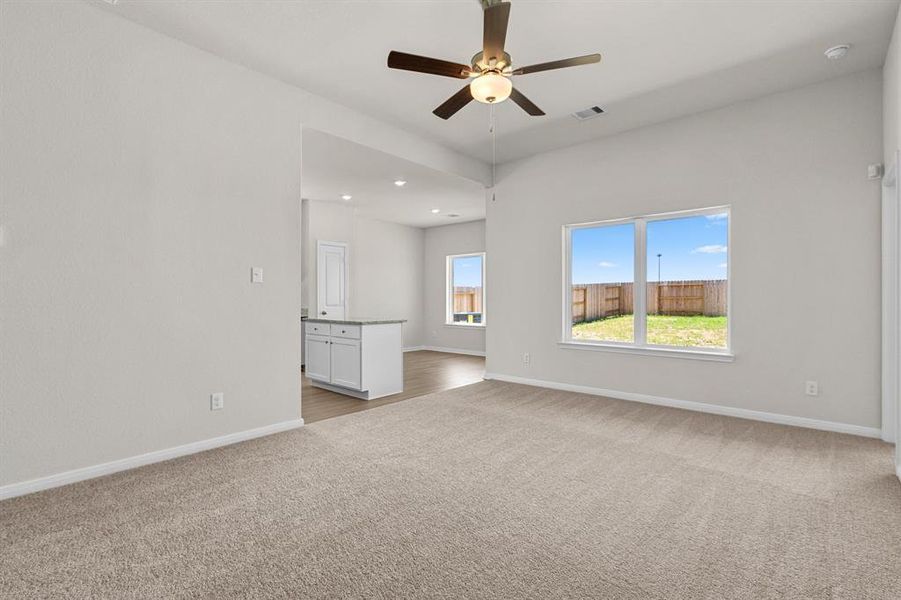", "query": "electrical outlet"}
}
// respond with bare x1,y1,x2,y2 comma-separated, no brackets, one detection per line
251,267,263,284
523,352,530,366
804,381,819,396
210,392,224,410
